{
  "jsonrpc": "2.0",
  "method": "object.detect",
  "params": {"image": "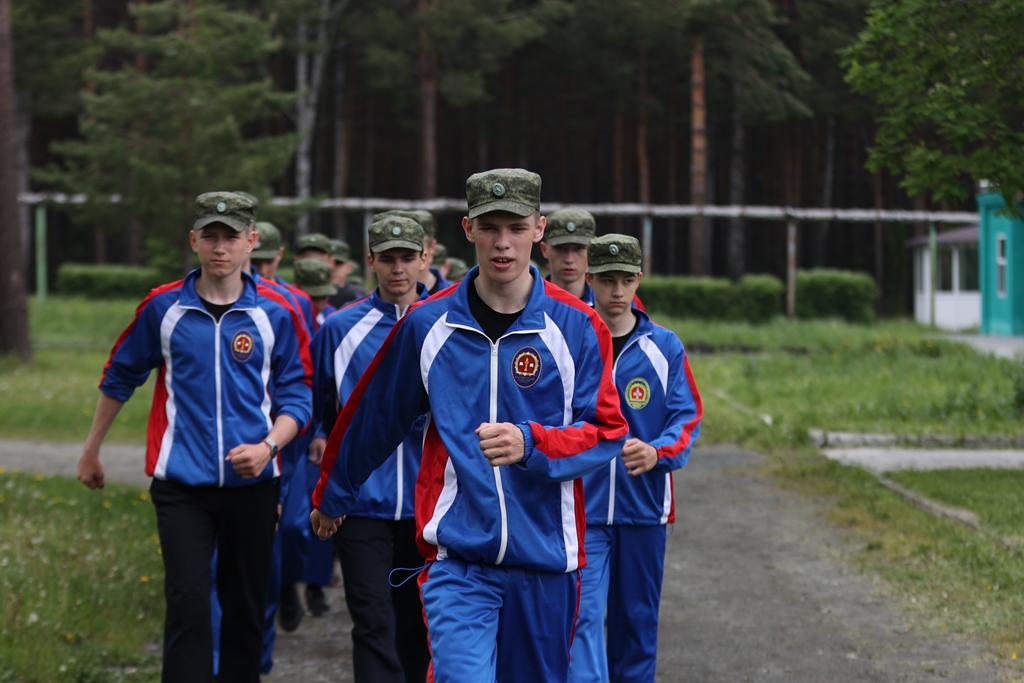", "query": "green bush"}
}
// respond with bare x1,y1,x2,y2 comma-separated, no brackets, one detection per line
639,274,783,324
57,263,169,300
795,269,877,324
